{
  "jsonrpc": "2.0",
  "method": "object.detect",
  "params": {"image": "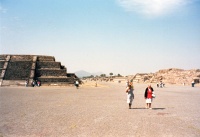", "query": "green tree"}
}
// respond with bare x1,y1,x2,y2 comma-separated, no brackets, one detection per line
100,74,106,77
117,74,122,77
